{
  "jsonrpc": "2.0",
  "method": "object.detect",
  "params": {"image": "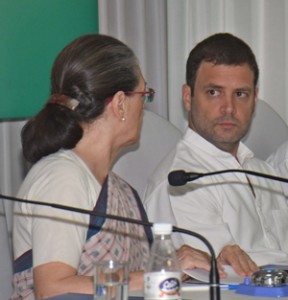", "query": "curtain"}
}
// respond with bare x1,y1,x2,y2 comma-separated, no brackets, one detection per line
99,0,169,118
98,0,288,131
0,120,27,231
